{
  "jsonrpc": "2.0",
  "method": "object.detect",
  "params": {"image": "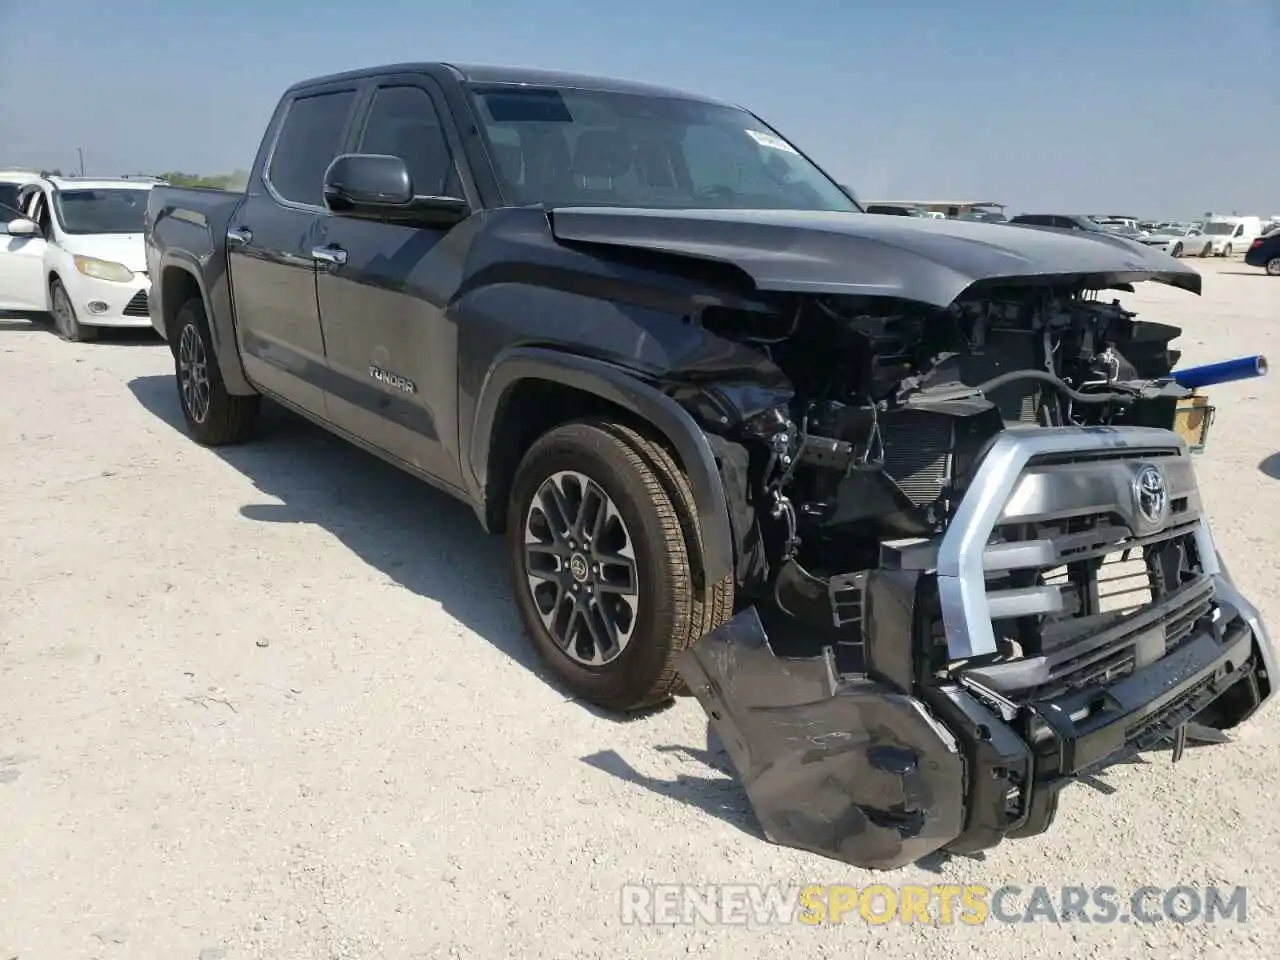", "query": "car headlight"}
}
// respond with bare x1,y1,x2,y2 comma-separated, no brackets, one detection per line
73,255,134,283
